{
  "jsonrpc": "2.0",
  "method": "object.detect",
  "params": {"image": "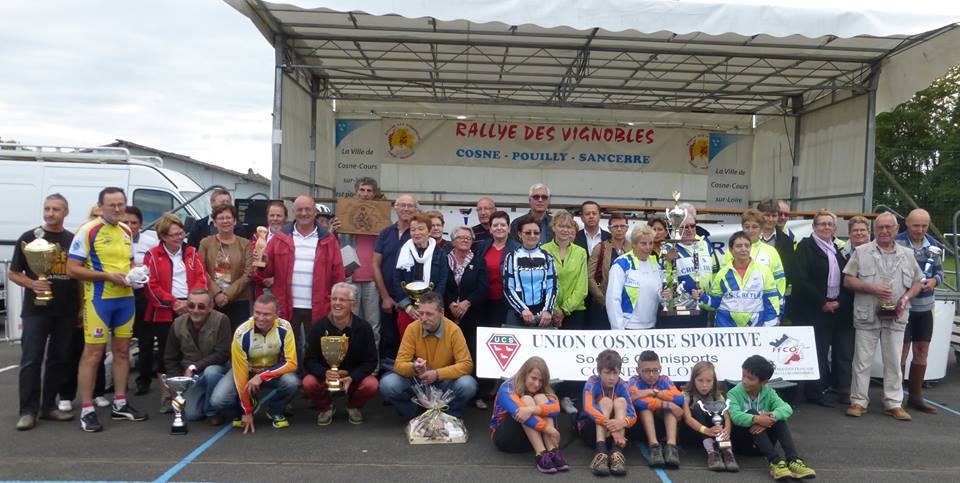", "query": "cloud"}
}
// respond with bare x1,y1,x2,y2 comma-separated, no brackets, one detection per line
0,0,275,176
